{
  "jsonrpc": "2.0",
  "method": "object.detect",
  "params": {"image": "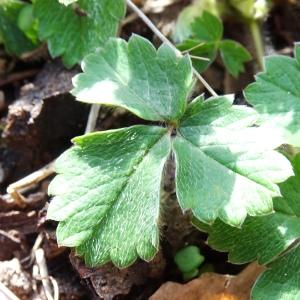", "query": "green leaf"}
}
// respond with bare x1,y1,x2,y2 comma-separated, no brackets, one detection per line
0,0,36,55
220,40,251,77
191,11,223,43
177,40,217,73
244,48,300,146
72,35,194,122
17,4,39,44
173,96,293,227
296,43,300,65
34,0,126,68
194,174,300,265
174,245,205,273
47,125,171,268
252,245,300,300
172,0,222,43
